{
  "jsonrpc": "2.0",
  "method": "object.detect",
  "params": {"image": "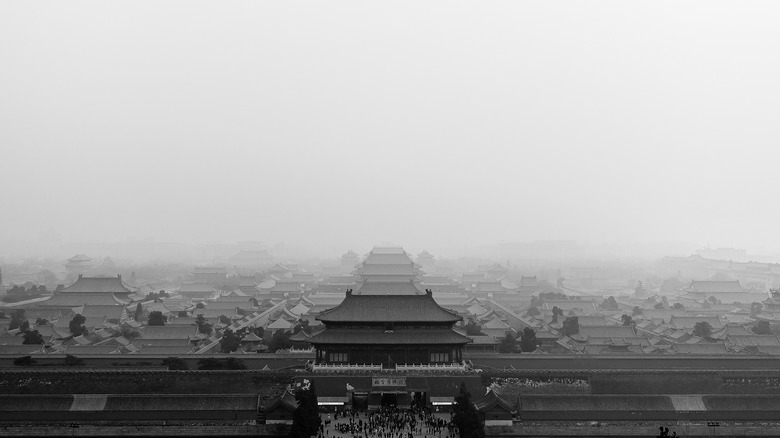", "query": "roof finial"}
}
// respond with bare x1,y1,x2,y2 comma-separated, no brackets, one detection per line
346,288,353,297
